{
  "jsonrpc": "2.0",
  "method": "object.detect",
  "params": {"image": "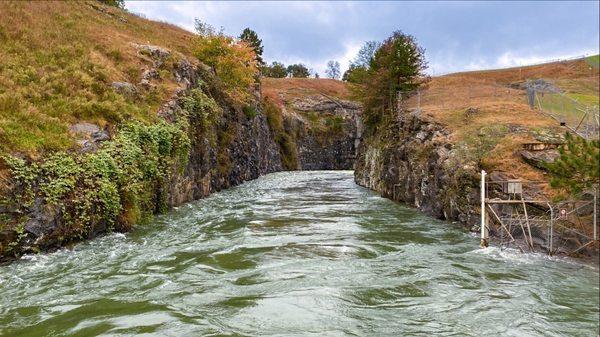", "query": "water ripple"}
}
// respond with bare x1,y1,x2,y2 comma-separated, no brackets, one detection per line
0,171,598,336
